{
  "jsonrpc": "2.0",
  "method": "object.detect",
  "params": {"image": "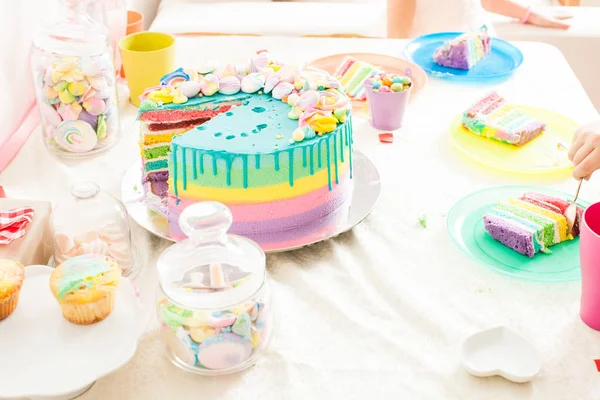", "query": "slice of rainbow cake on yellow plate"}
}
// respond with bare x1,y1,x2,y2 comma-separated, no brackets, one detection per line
462,92,546,146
